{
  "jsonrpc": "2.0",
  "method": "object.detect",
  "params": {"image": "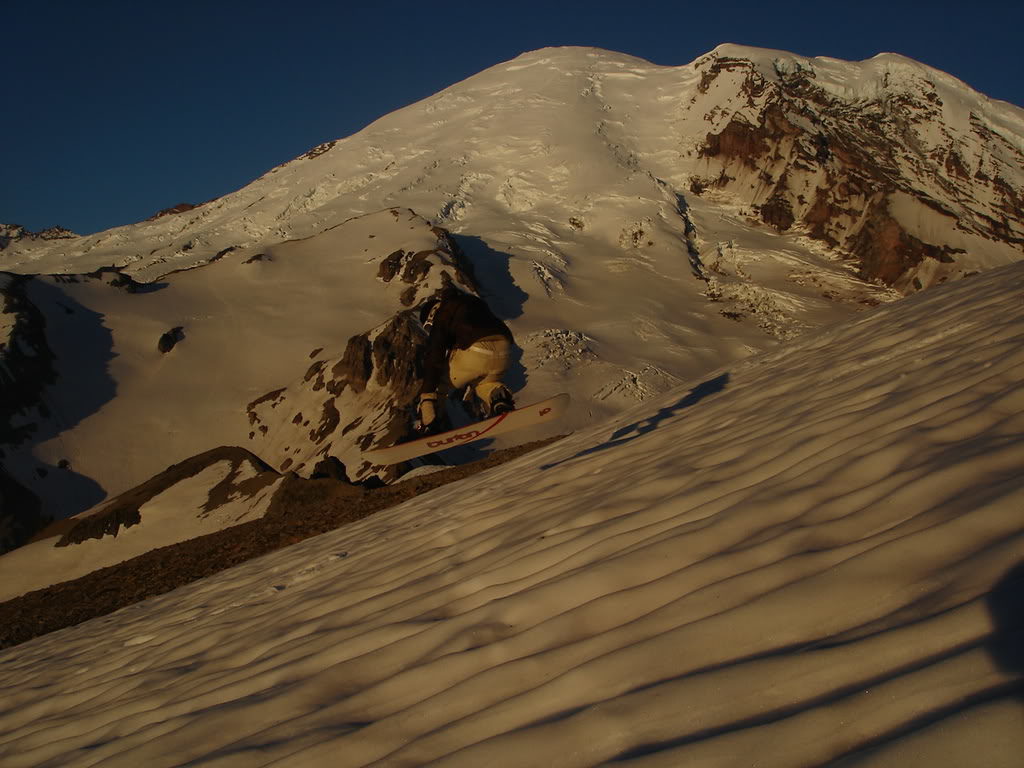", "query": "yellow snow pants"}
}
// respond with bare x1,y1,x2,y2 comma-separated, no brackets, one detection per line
448,334,512,403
